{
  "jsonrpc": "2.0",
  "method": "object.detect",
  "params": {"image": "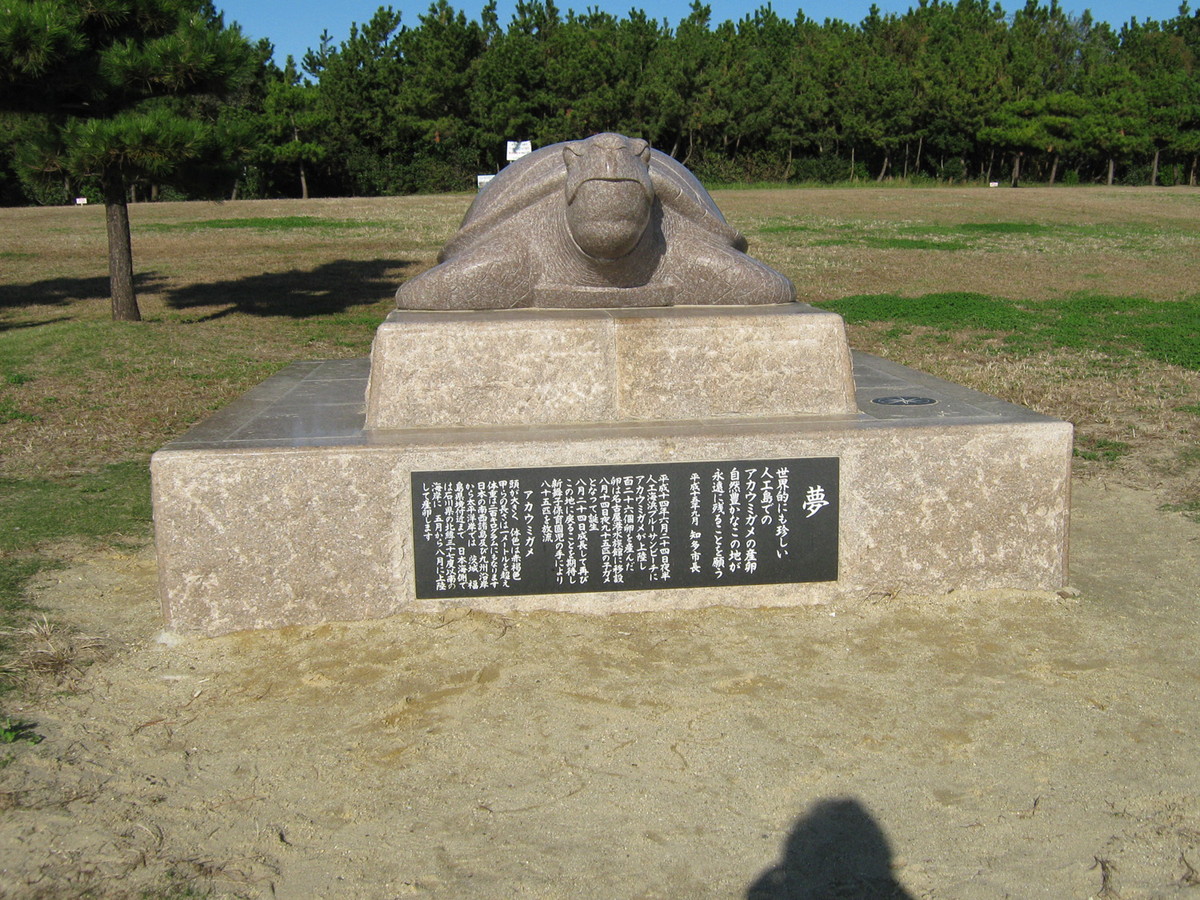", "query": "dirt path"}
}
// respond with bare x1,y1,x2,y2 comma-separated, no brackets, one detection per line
2,477,1198,899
